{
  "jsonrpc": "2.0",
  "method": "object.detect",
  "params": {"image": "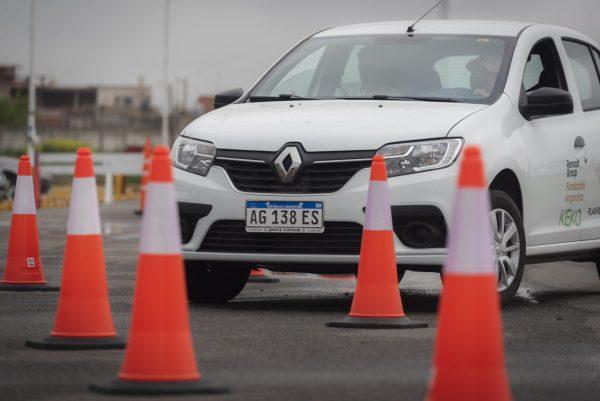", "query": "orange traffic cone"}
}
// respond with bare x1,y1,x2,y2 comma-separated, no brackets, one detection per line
26,148,124,350
327,155,427,329
90,145,229,396
426,146,512,401
135,137,151,215
248,267,279,283
0,155,59,292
